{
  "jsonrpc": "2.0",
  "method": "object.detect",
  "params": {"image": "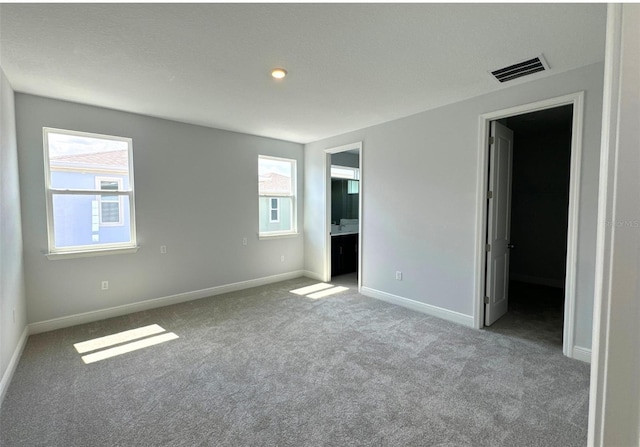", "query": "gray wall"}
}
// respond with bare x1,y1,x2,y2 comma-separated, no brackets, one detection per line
331,179,359,223
16,94,304,324
509,126,572,287
304,63,604,351
331,152,359,168
0,68,27,401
